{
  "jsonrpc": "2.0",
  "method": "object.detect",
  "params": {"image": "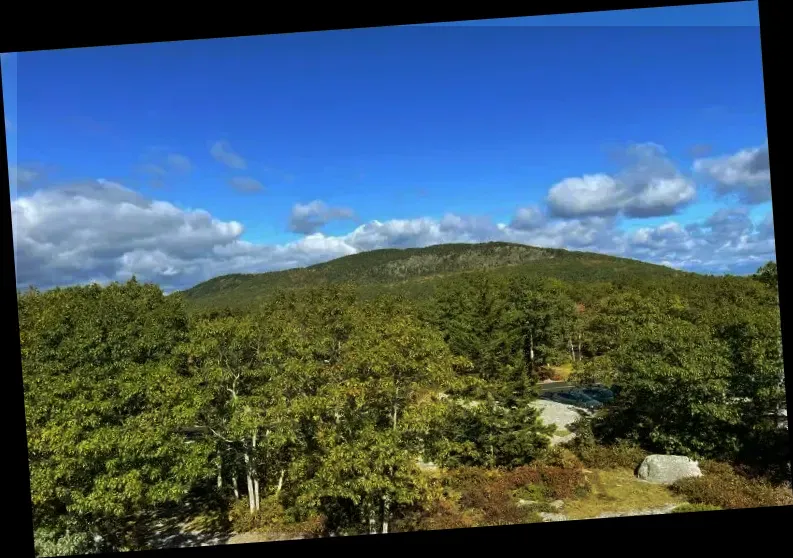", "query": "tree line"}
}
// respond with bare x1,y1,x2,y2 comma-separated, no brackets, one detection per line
19,261,786,553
